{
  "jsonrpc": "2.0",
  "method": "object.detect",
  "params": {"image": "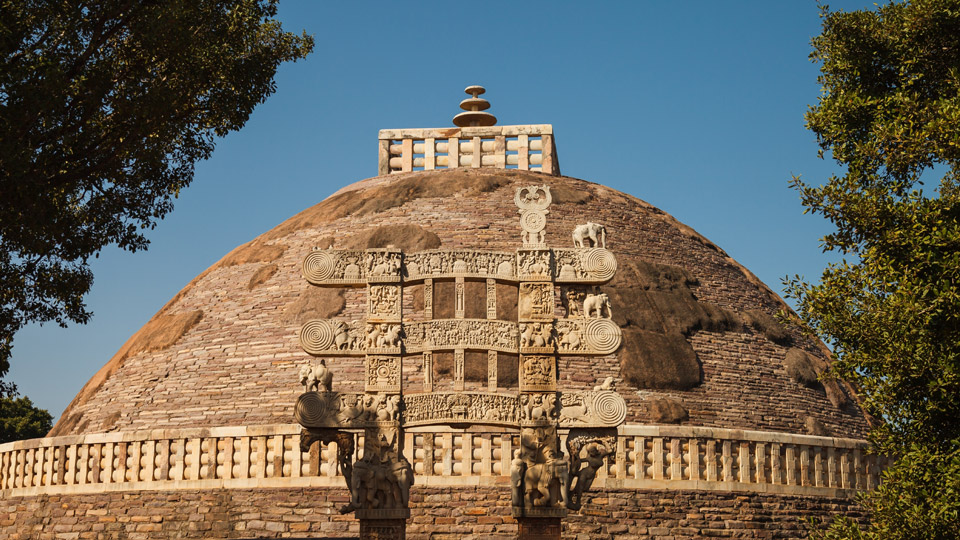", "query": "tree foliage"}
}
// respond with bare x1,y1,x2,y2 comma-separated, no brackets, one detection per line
0,0,313,380
0,390,52,444
787,1,960,538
